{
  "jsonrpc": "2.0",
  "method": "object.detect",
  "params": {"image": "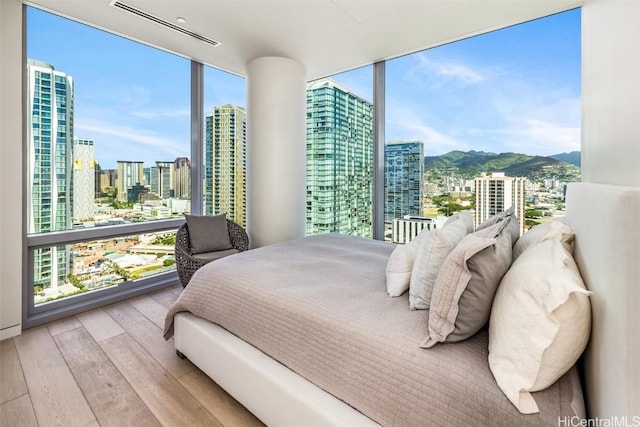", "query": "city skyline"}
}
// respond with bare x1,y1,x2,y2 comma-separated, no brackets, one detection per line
27,7,581,168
